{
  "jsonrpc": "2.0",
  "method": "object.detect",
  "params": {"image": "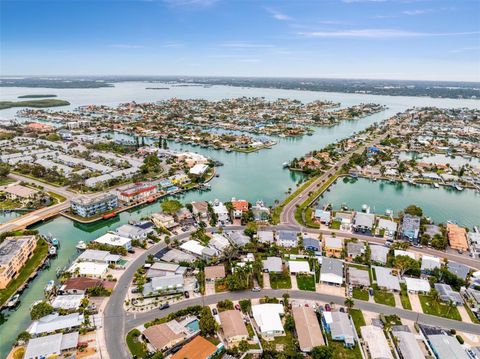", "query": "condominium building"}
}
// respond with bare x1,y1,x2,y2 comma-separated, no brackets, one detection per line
71,193,118,218
0,236,37,289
